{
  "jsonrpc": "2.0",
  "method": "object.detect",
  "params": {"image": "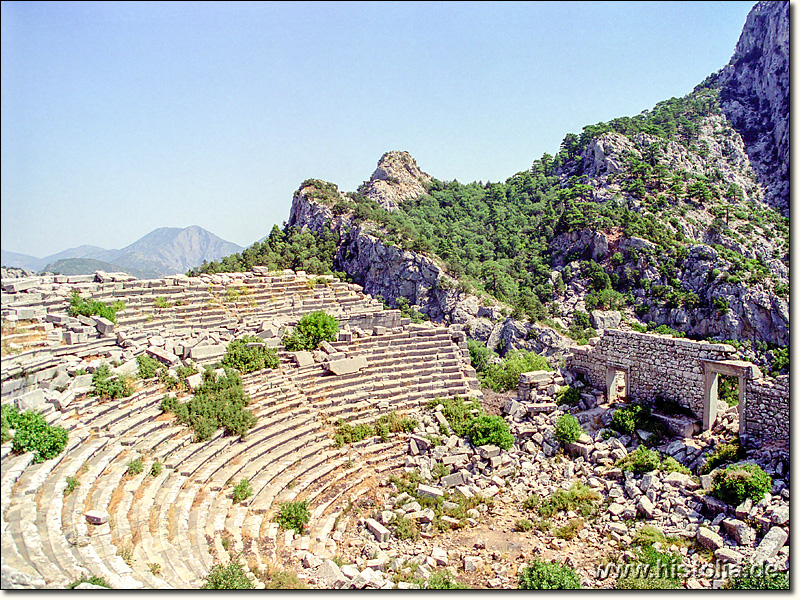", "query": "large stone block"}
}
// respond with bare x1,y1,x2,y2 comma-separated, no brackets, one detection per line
751,527,788,563
365,518,389,543
326,356,367,375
